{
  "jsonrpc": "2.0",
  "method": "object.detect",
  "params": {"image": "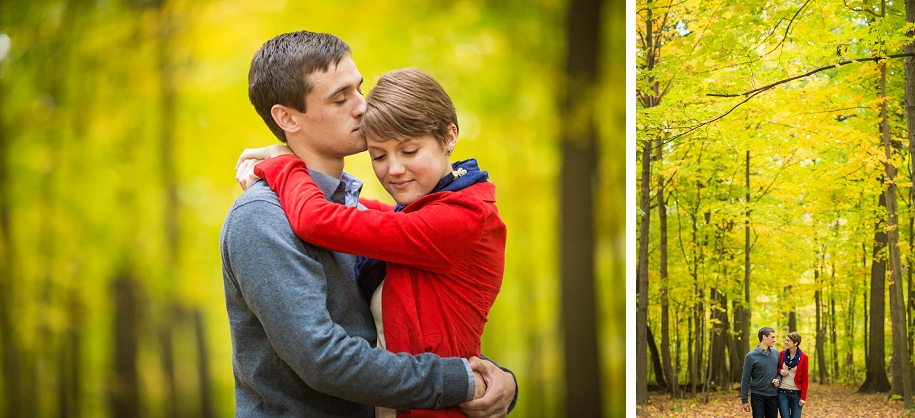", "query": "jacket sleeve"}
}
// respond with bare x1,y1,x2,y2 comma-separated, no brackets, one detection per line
359,197,396,212
256,155,486,273
799,354,809,401
222,196,471,409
